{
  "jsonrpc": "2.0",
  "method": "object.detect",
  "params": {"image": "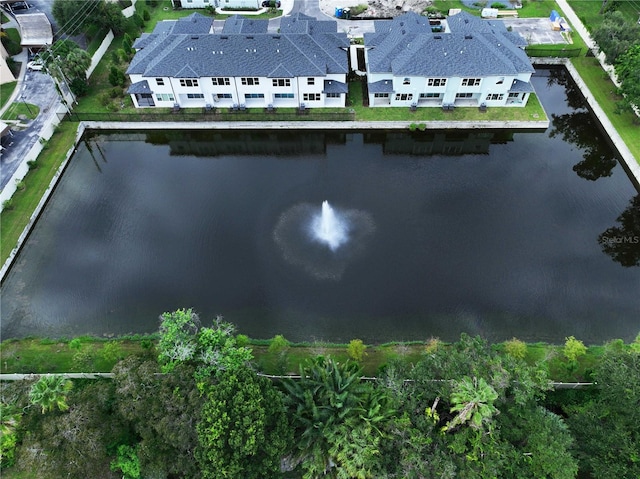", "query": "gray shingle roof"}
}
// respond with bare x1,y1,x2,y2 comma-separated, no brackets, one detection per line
127,15,348,78
365,12,533,77
509,78,534,92
367,79,395,93
127,80,151,94
323,79,348,93
222,15,269,34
